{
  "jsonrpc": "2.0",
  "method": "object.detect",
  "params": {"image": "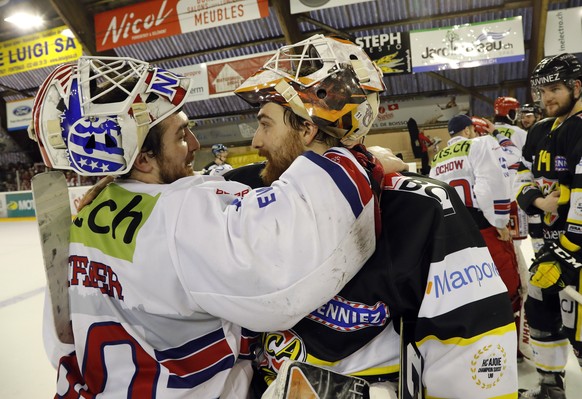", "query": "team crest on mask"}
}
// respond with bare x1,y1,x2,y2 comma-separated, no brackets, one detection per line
67,117,125,174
